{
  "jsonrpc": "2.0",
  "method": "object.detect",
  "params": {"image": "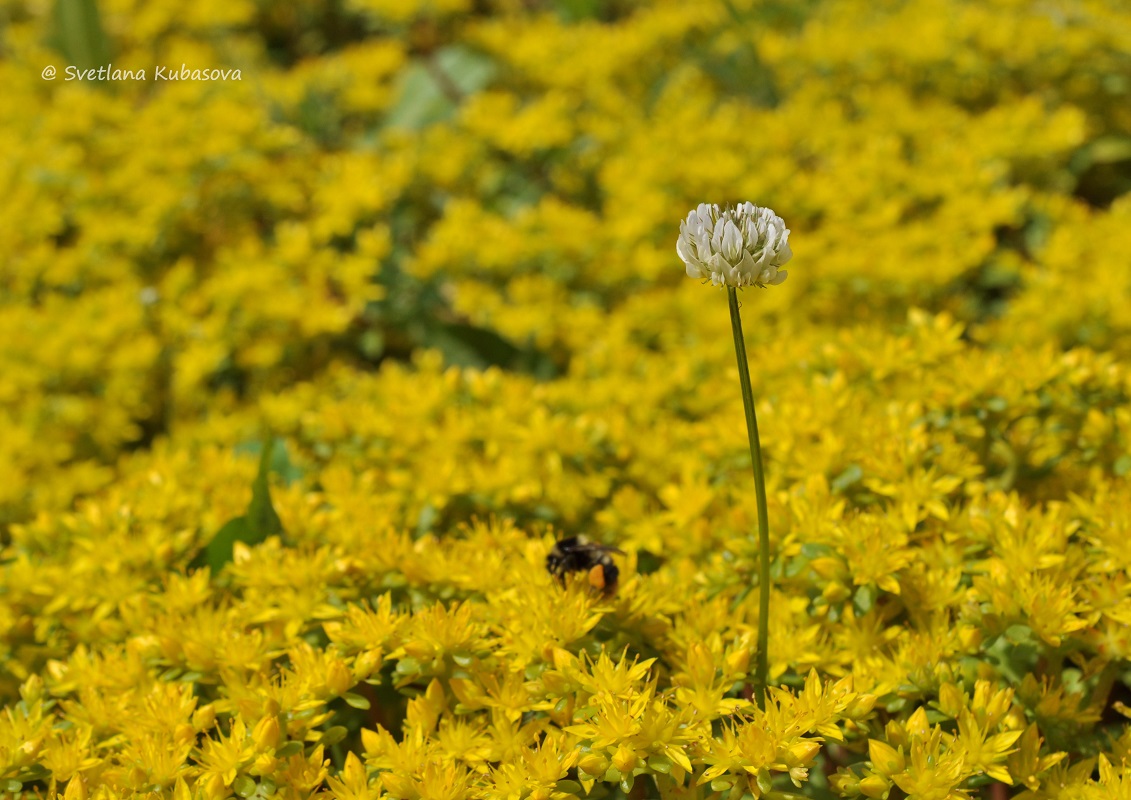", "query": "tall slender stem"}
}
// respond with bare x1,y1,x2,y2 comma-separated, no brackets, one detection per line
727,286,771,710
